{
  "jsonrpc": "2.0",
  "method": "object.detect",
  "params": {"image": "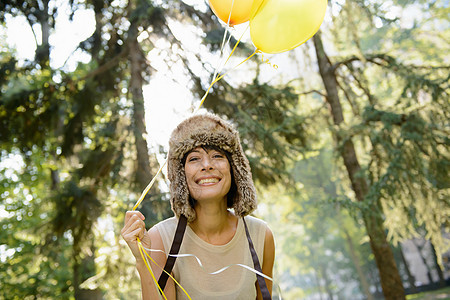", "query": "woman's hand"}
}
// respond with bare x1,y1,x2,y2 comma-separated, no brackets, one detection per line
121,211,152,263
